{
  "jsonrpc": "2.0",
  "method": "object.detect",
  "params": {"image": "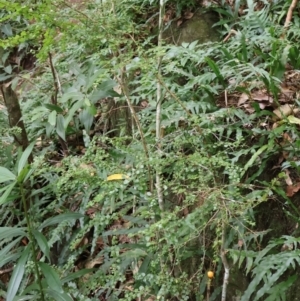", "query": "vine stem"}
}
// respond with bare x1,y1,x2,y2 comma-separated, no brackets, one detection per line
20,184,46,301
